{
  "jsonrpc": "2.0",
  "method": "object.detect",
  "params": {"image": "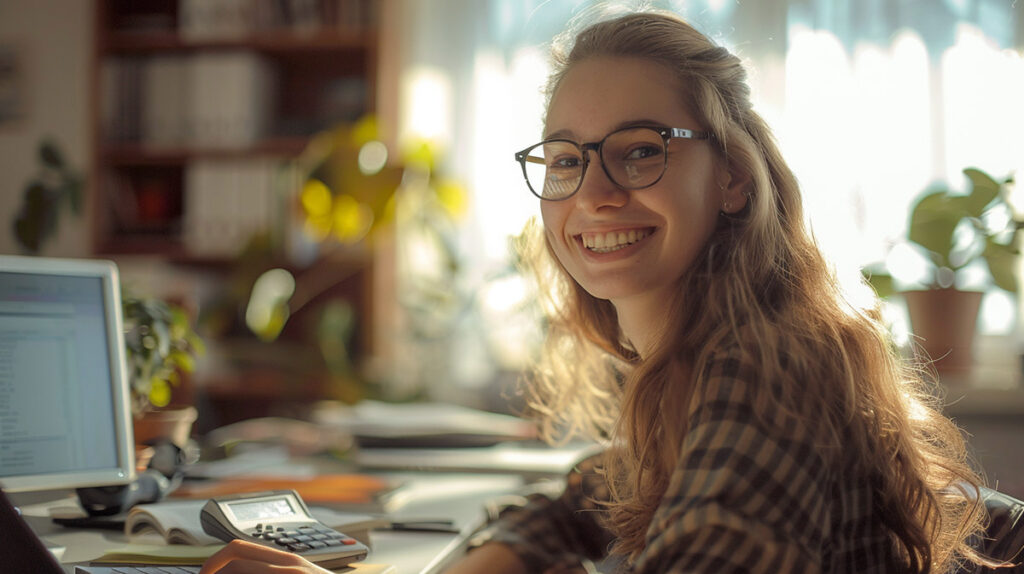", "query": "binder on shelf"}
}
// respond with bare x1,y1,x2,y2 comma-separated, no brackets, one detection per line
187,52,274,149
179,0,255,42
142,55,190,147
183,159,282,257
